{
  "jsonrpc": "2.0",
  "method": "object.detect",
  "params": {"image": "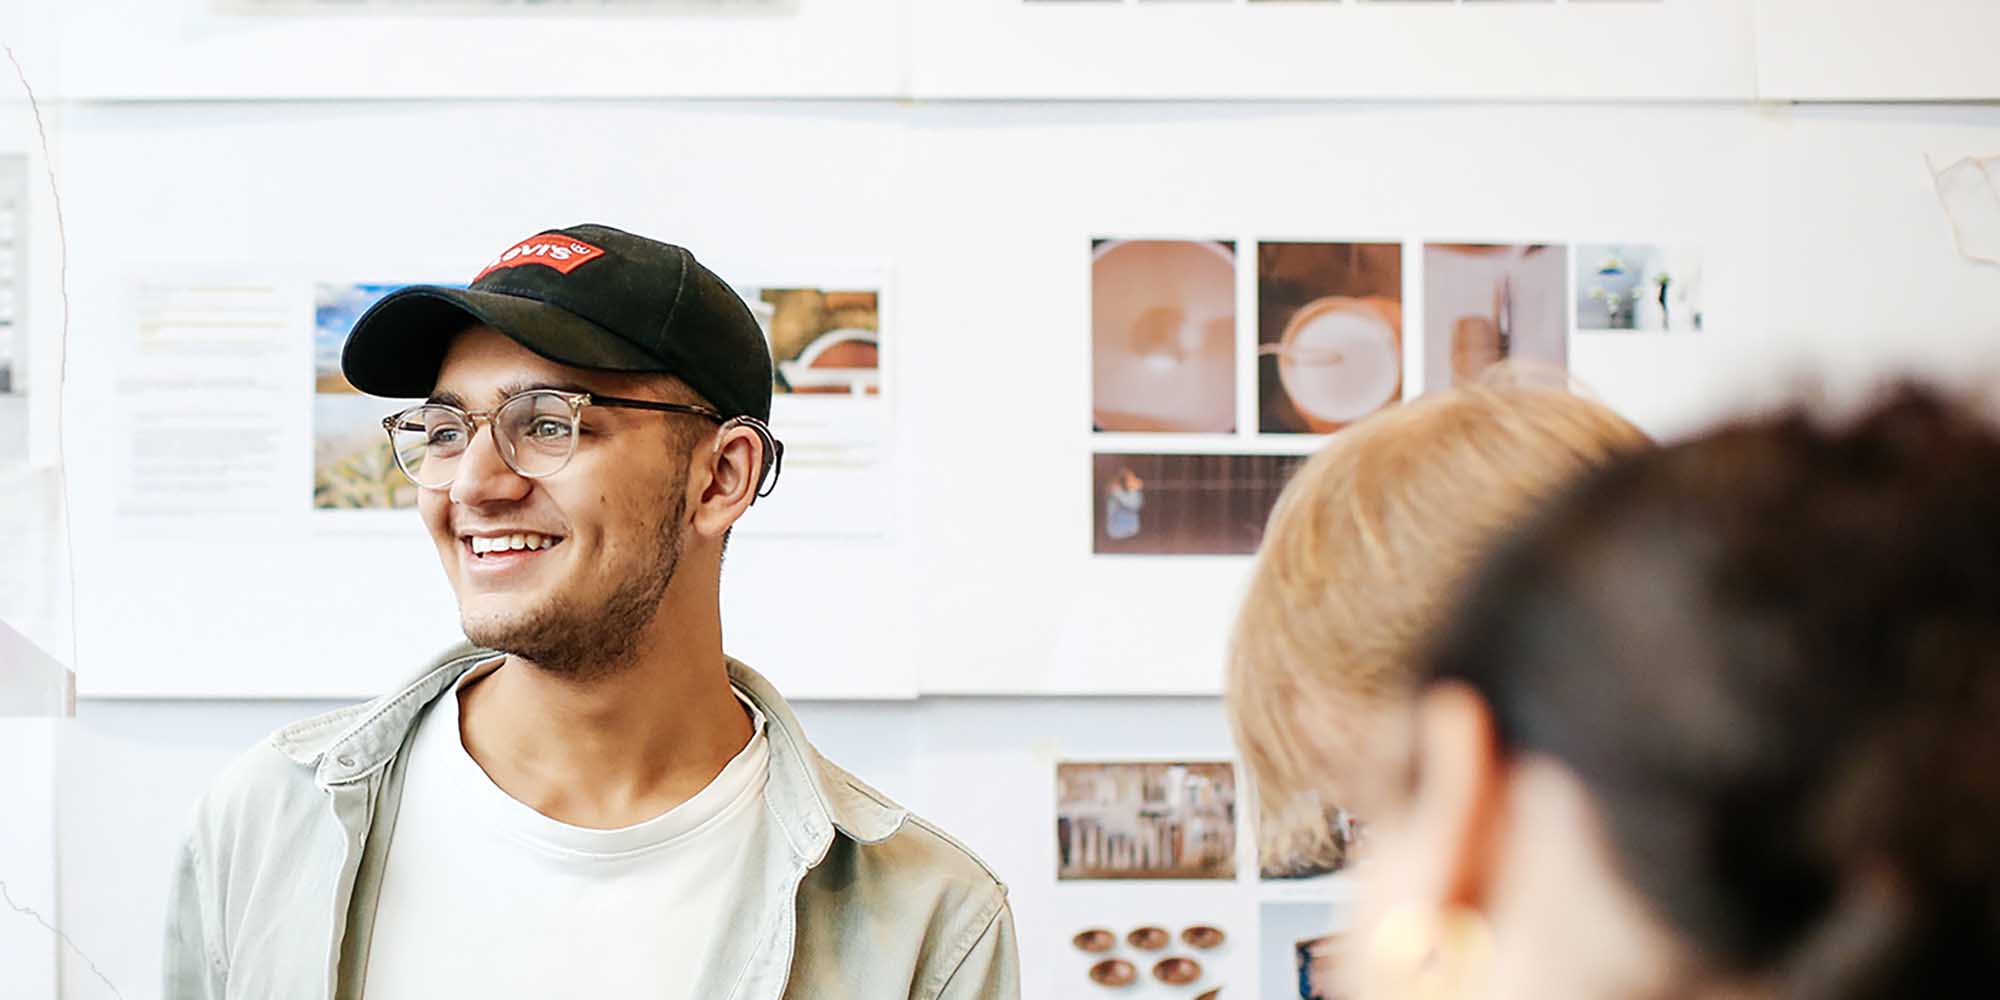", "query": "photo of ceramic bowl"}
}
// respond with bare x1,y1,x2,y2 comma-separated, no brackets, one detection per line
1073,928,1117,953
1154,956,1204,985
1126,926,1171,951
1089,958,1138,987
1263,295,1402,432
1091,239,1237,433
776,327,879,396
1182,925,1227,950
